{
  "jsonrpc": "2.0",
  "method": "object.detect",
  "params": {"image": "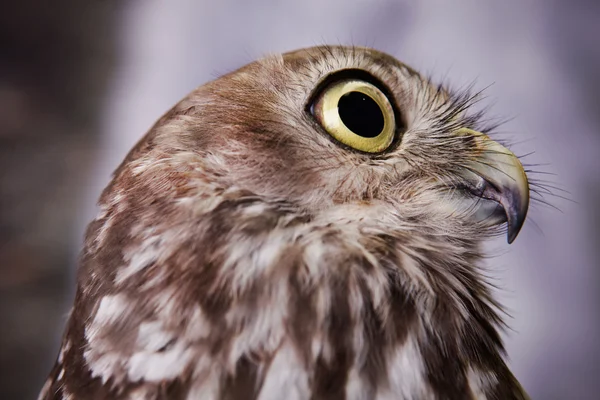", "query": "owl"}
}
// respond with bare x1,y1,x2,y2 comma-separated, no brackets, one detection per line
39,46,531,399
